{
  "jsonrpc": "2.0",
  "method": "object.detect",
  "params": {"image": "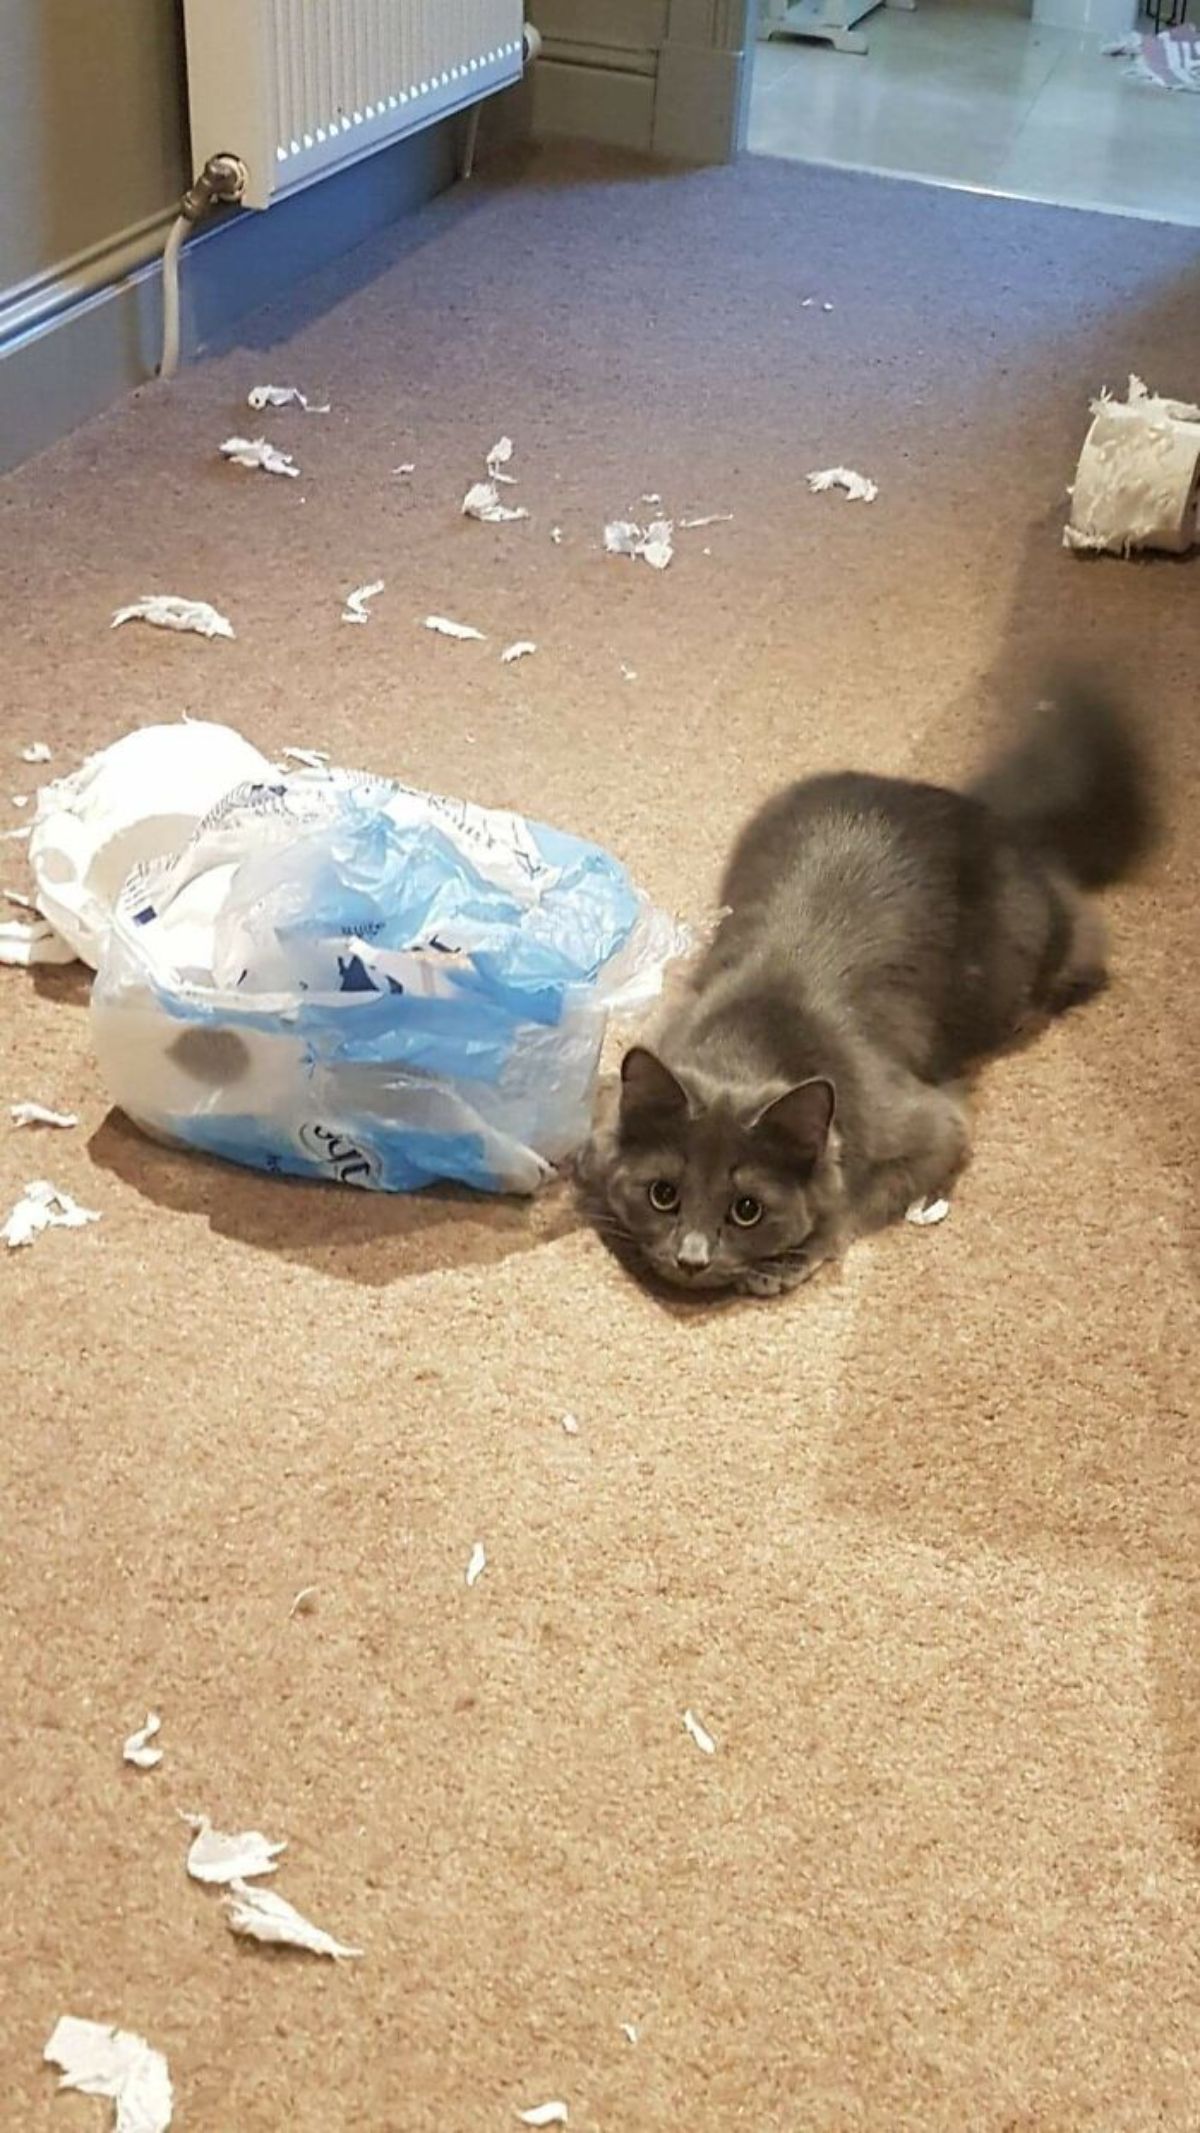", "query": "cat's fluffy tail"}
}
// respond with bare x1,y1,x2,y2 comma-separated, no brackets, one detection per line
968,673,1157,889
